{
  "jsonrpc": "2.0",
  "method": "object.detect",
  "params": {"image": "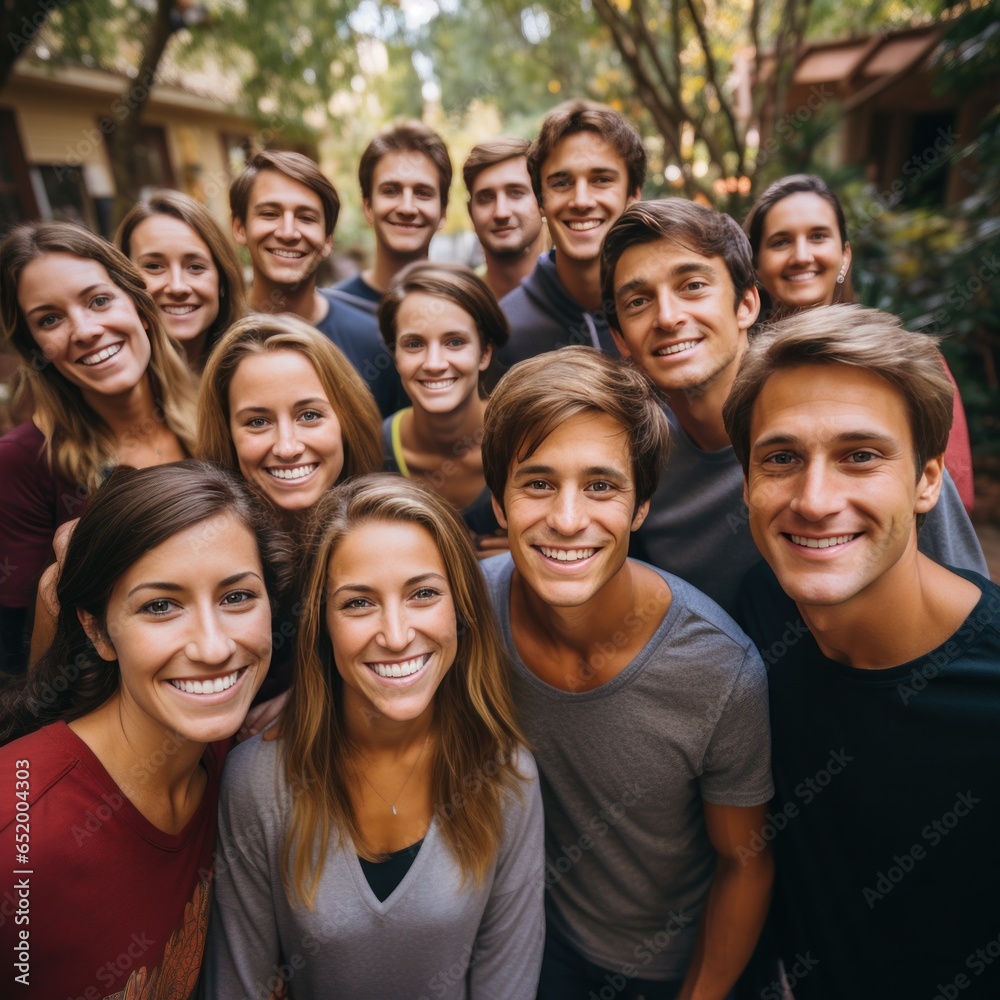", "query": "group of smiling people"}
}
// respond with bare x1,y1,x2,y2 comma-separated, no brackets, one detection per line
0,98,997,1000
